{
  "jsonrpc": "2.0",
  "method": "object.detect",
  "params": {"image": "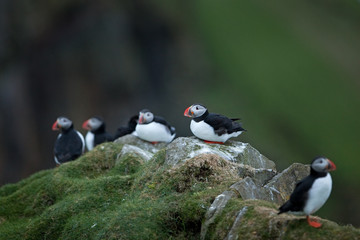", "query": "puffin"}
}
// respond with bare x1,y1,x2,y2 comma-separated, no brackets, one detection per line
278,156,336,228
114,115,139,139
82,116,113,151
184,104,245,144
135,109,176,143
52,116,85,165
